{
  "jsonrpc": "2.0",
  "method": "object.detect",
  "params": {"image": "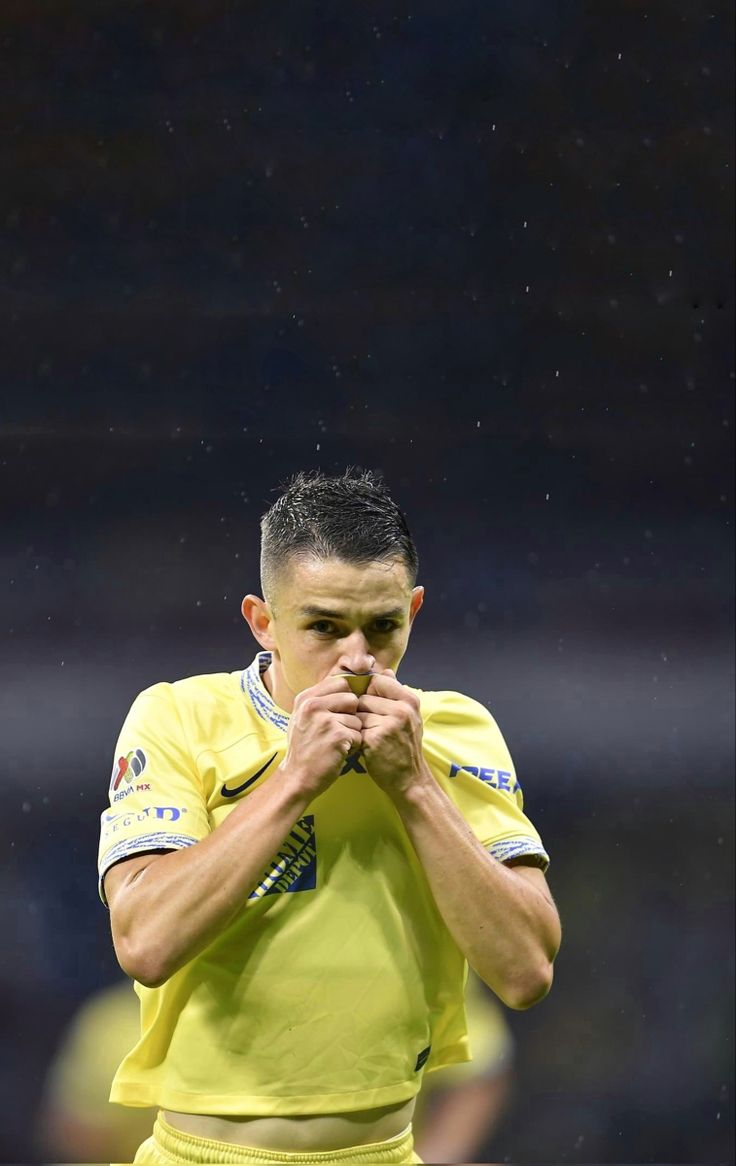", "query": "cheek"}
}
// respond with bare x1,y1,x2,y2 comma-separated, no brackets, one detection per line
378,633,409,663
291,638,335,671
